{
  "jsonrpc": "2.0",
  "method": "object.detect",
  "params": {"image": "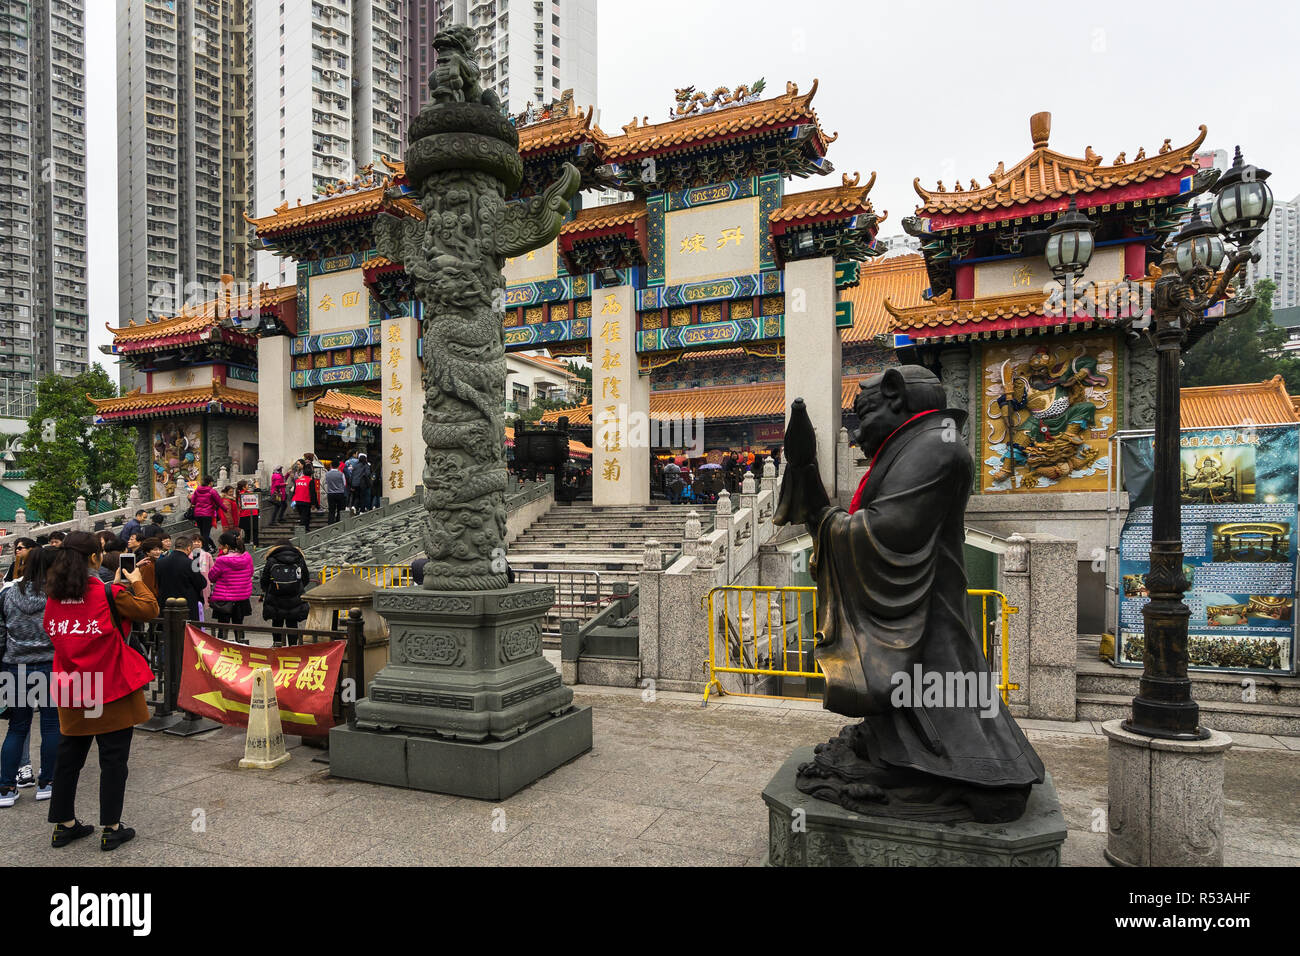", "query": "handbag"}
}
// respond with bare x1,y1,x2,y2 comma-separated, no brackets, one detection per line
183,506,196,522
209,599,236,618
